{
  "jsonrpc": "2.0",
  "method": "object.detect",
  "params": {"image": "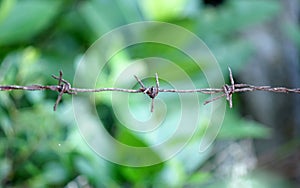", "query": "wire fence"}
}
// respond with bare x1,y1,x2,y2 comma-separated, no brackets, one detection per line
0,67,299,111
